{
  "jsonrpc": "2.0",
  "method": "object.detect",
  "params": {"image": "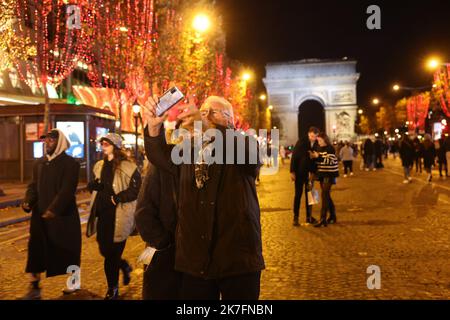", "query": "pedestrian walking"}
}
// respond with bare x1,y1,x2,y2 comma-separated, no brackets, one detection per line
86,133,142,300
144,95,264,300
310,132,339,227
413,137,424,174
437,137,448,178
21,129,81,300
374,138,384,168
363,138,375,171
422,134,436,183
339,141,354,177
399,136,415,184
445,135,450,175
290,127,320,226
